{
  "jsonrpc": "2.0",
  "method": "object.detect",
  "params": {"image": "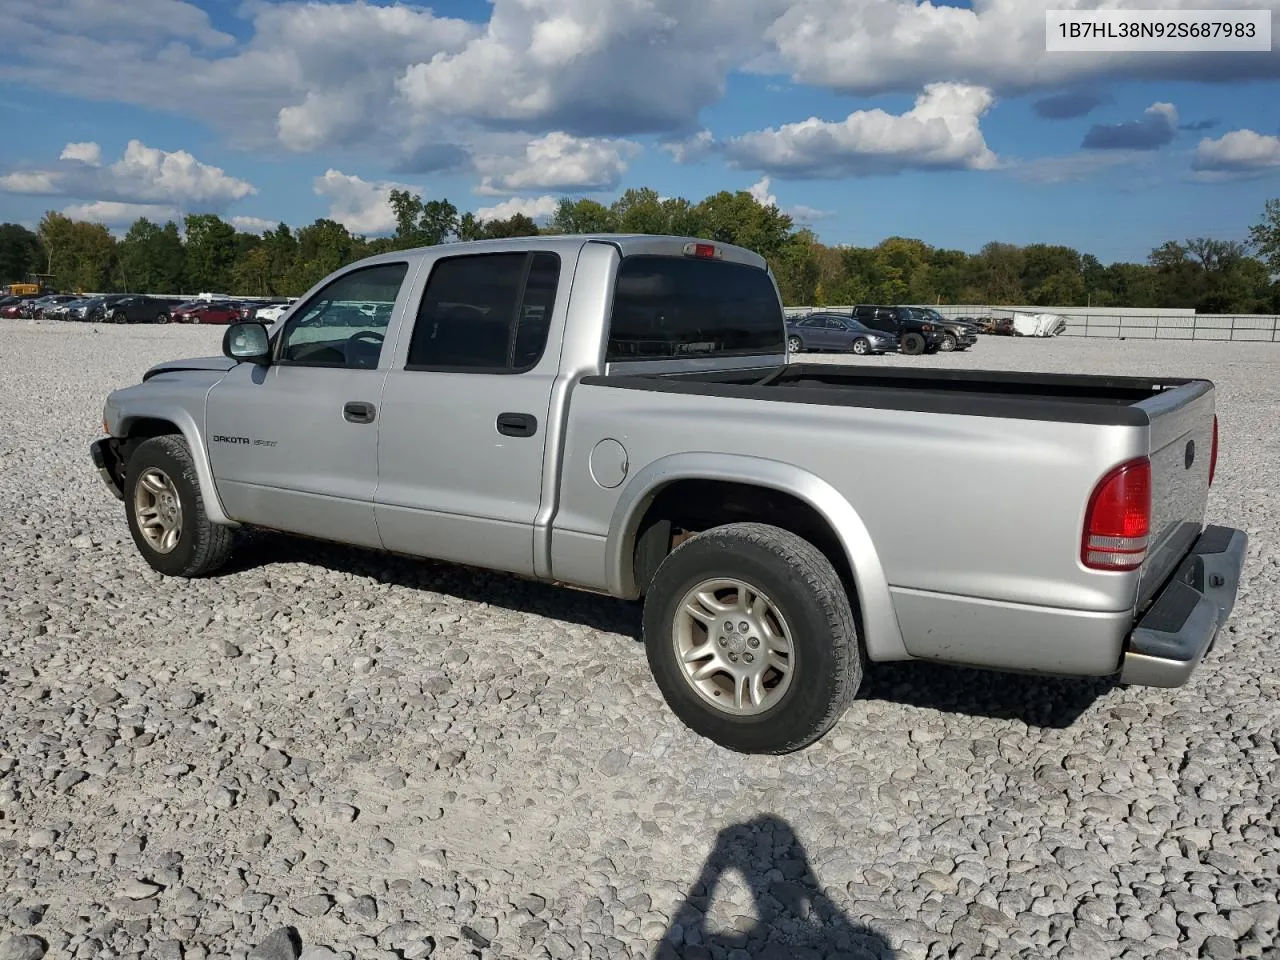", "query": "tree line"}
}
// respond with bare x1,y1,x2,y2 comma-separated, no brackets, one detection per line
4,190,1280,314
